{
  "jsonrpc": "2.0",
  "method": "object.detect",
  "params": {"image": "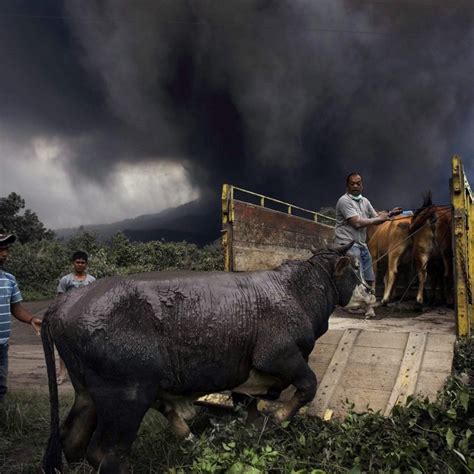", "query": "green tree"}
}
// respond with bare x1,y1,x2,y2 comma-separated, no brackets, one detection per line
0,192,54,243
